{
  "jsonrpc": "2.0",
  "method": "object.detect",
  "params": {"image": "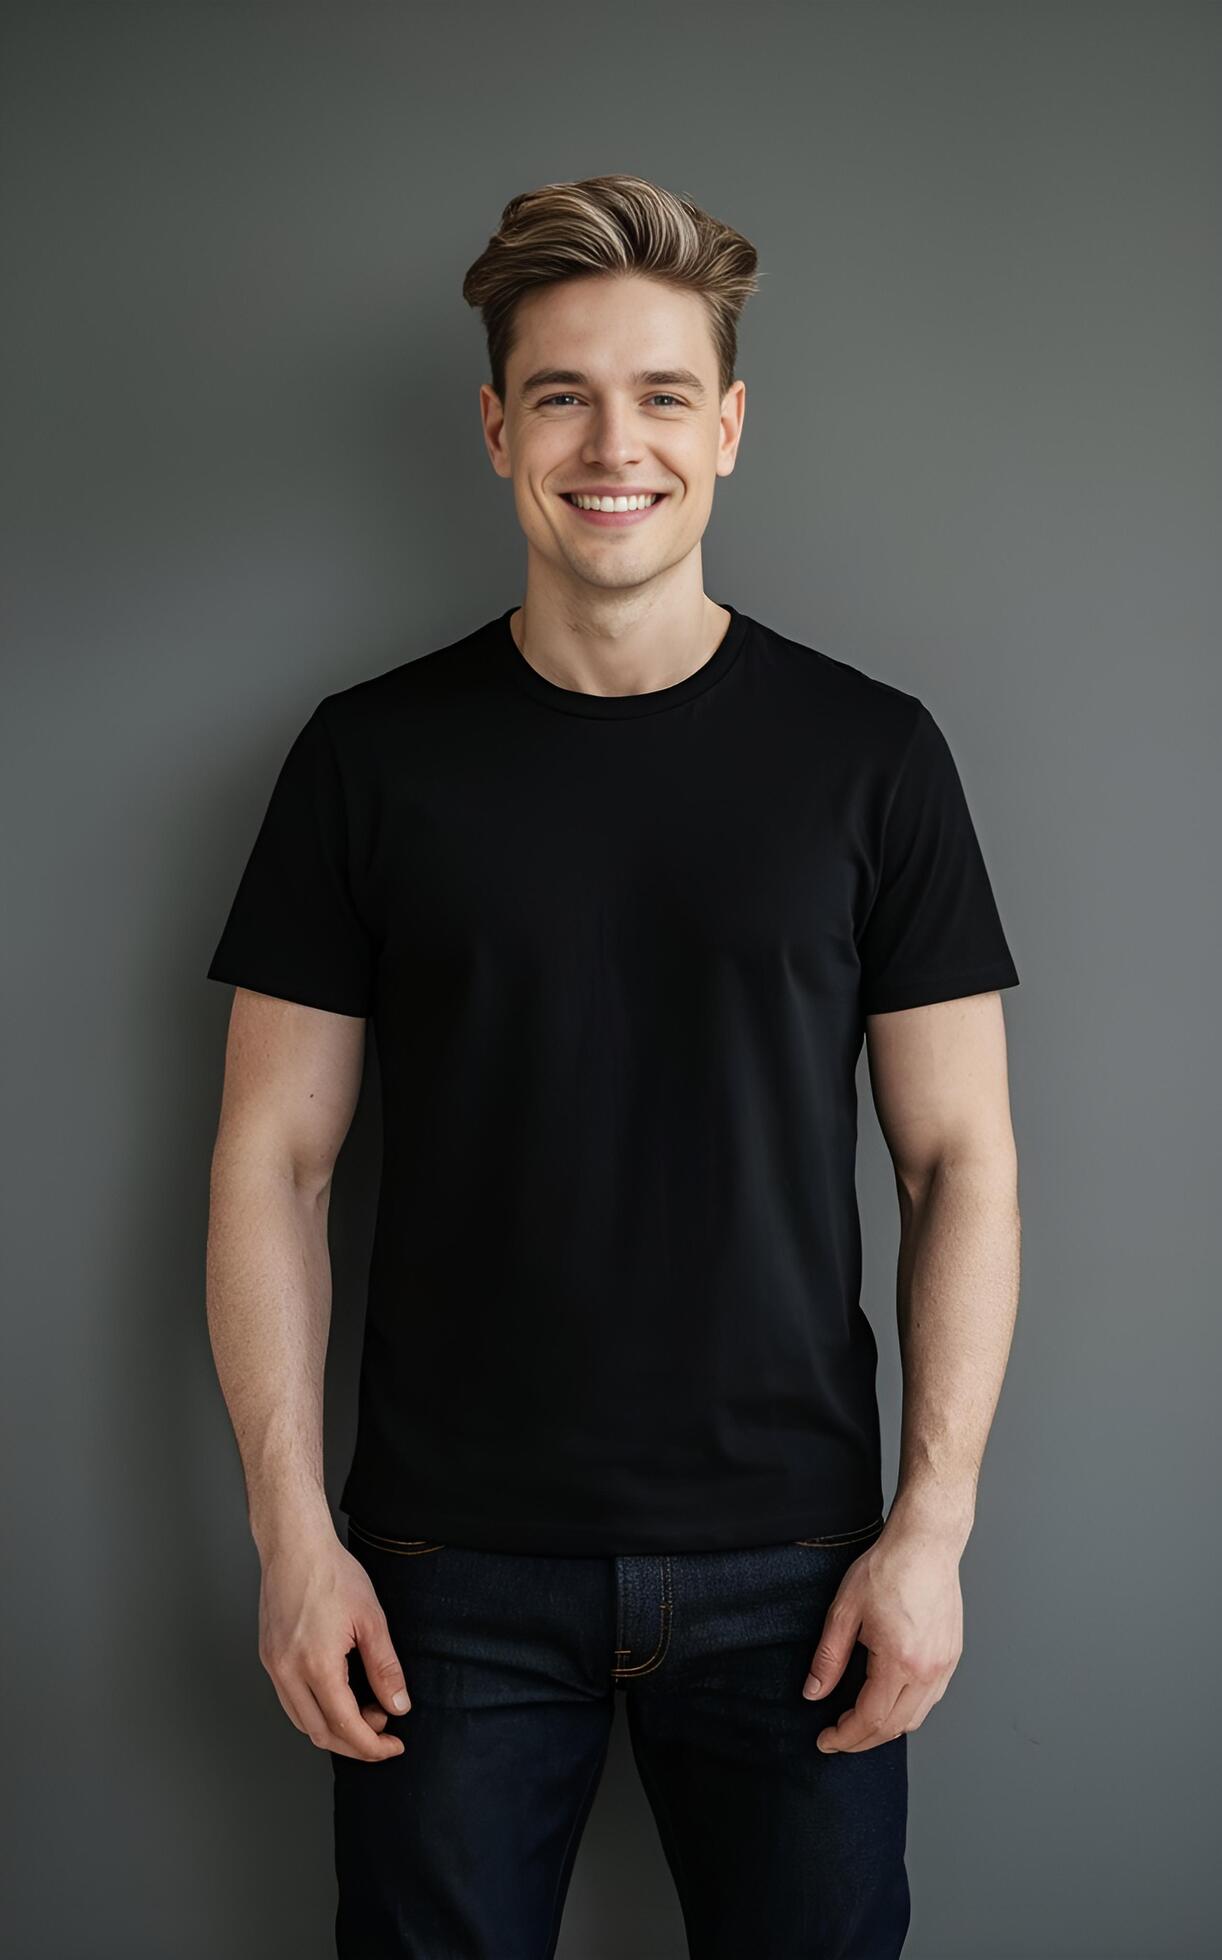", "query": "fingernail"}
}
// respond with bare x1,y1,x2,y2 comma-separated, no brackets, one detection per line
392,1691,409,1711
803,1676,822,1698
